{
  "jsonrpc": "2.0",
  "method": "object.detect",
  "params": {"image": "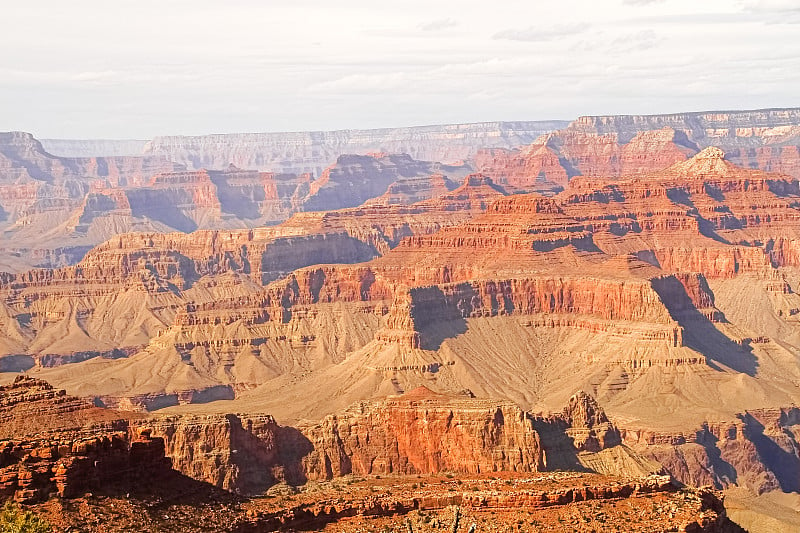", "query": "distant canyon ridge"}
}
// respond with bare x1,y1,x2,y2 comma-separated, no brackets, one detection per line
0,108,798,273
